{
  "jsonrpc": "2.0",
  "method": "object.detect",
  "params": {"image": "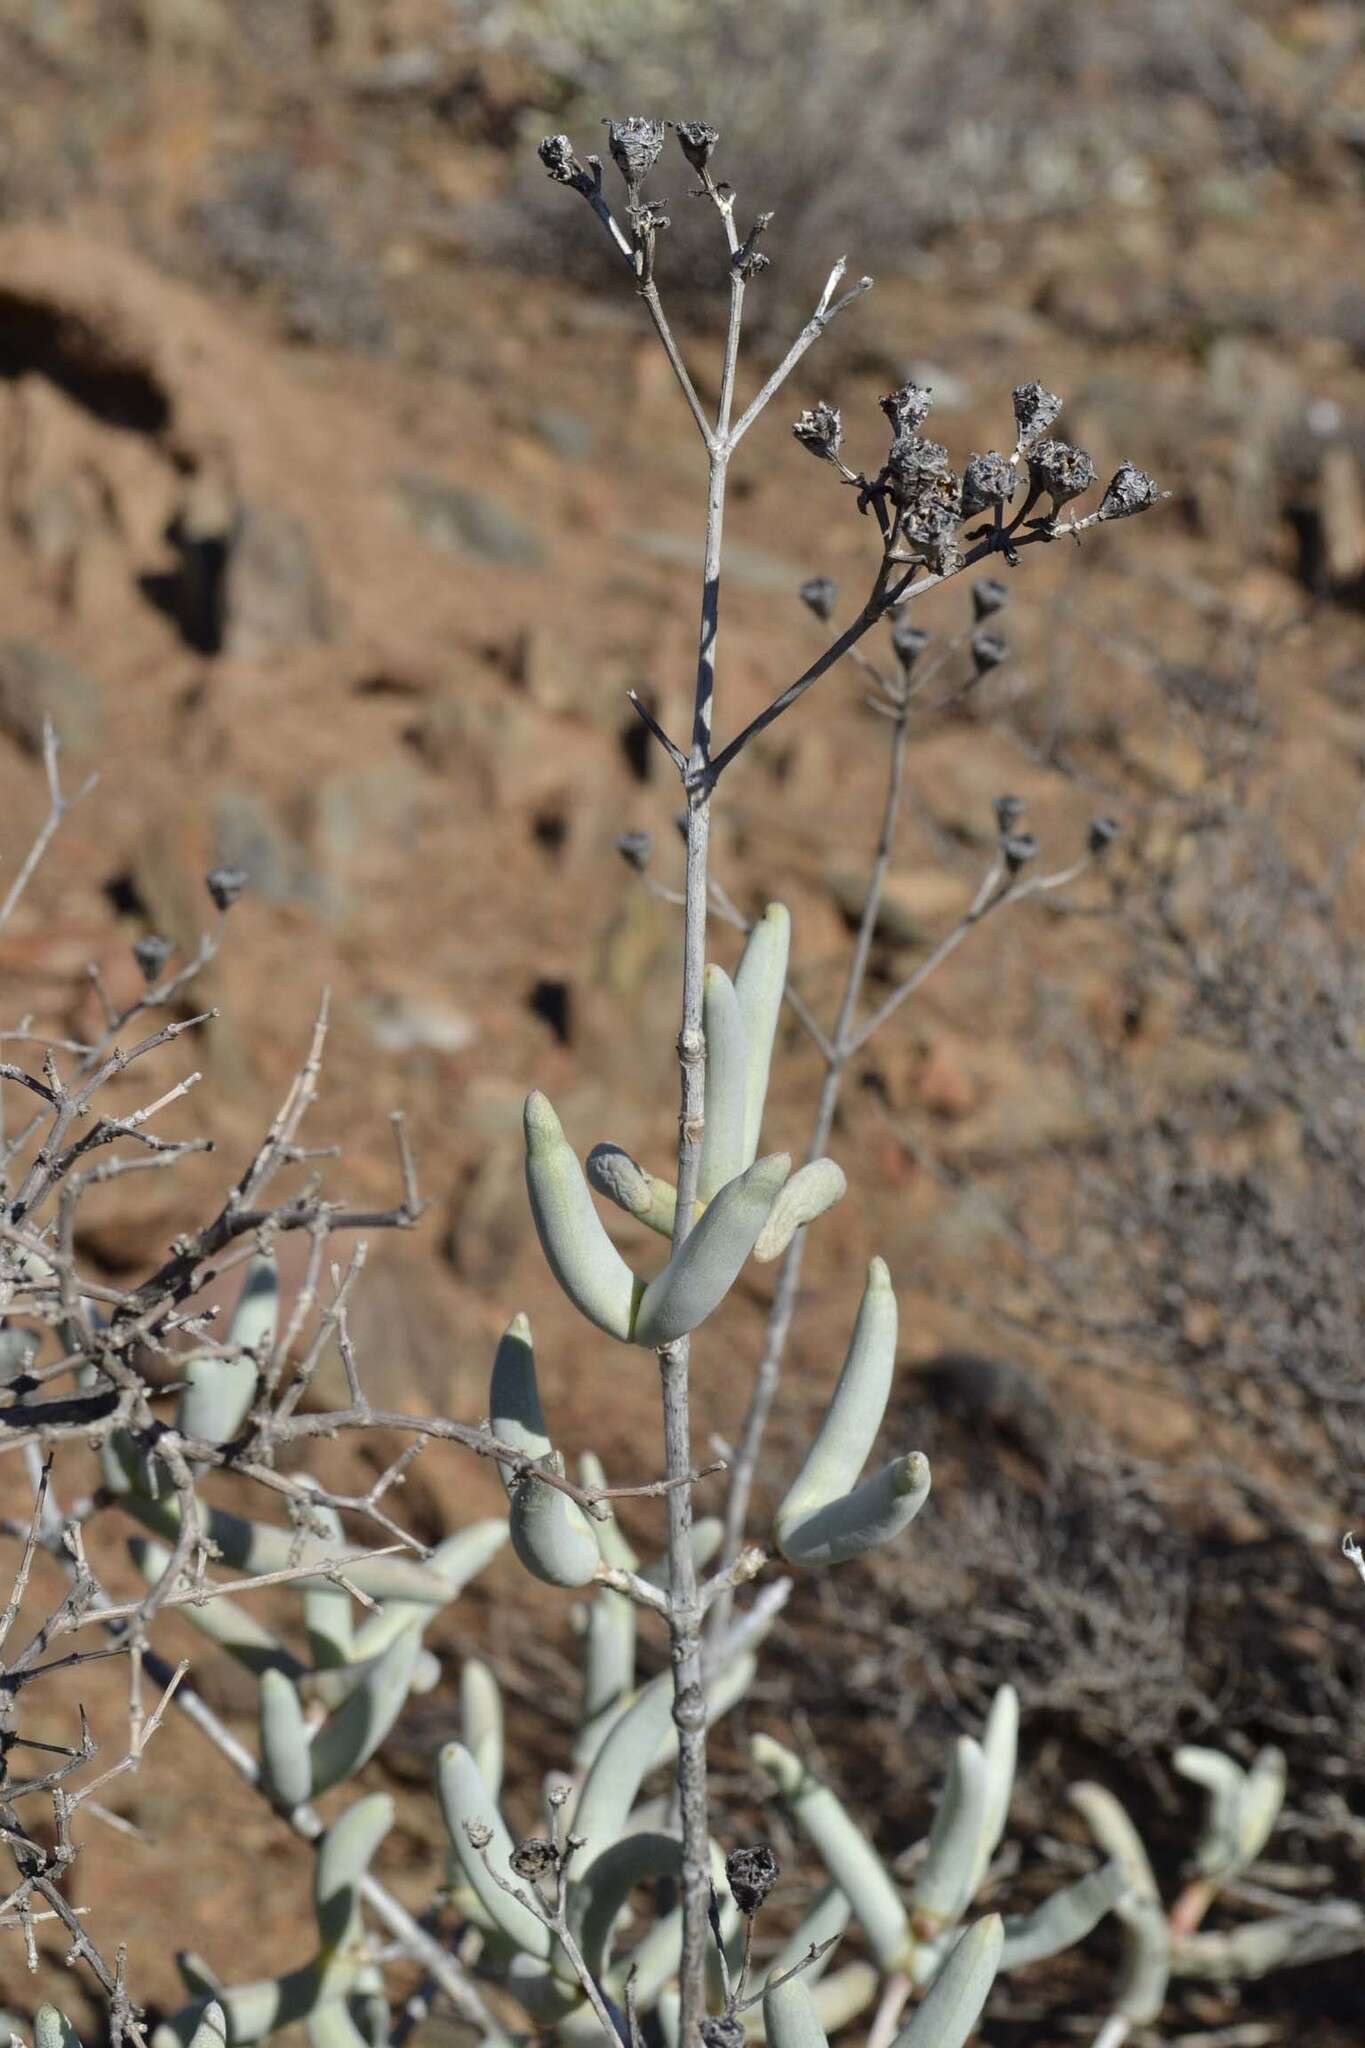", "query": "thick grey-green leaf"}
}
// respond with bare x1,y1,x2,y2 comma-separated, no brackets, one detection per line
998,1860,1126,1969
633,1152,790,1349
524,1091,641,1340
894,1916,1002,2048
